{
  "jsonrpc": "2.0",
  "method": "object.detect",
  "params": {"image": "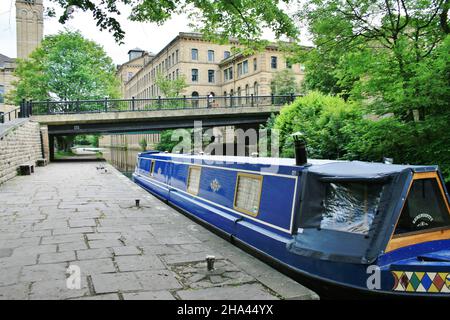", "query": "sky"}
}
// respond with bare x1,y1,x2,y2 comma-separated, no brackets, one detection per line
0,0,310,65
